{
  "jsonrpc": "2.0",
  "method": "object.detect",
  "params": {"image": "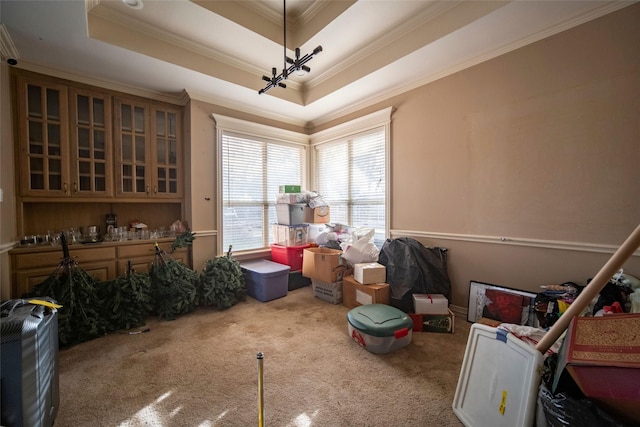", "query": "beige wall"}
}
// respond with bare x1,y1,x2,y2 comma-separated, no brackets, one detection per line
350,5,640,308
305,5,640,310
